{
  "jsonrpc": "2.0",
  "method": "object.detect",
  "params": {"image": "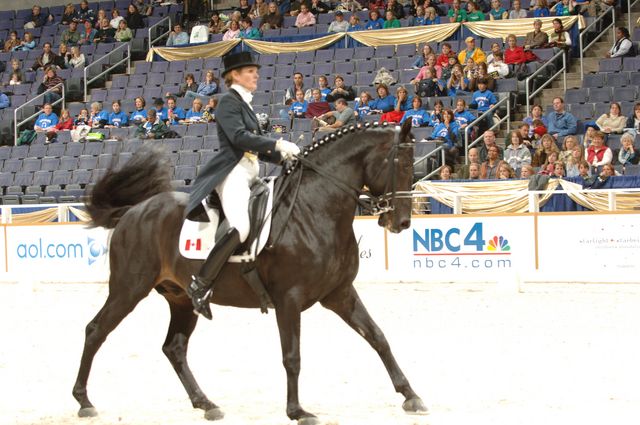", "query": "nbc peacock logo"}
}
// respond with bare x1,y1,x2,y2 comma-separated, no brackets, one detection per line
486,236,510,252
